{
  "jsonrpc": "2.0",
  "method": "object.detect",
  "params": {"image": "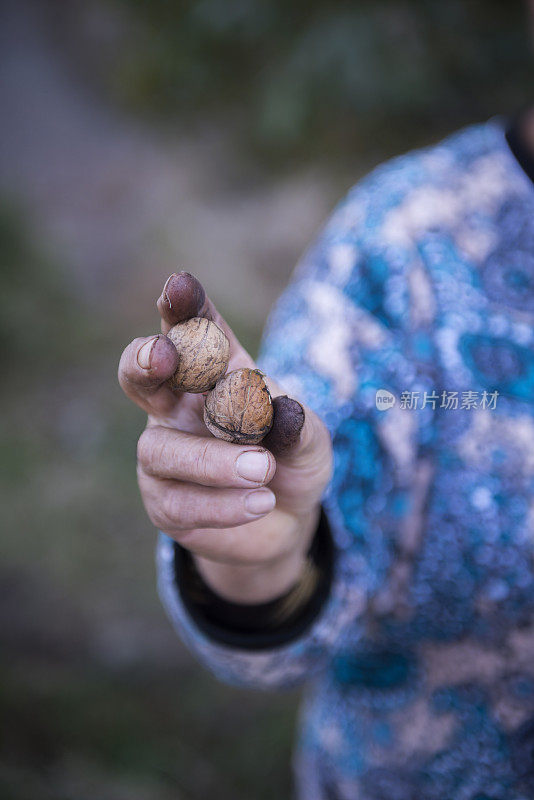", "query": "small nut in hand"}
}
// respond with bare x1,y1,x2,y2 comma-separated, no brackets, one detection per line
166,317,230,393
204,368,274,444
